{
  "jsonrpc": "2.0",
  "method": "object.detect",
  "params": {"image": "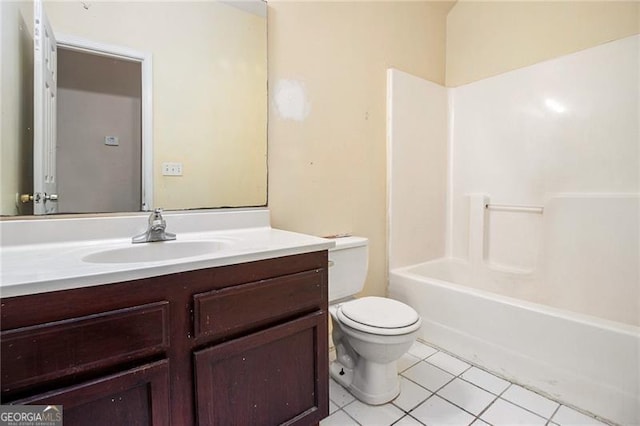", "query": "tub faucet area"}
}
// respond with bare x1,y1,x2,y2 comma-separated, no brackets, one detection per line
132,208,176,243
